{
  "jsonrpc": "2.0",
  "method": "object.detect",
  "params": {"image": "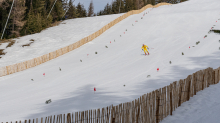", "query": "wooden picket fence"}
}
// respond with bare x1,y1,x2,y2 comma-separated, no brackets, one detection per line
0,2,171,77
2,67,220,123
